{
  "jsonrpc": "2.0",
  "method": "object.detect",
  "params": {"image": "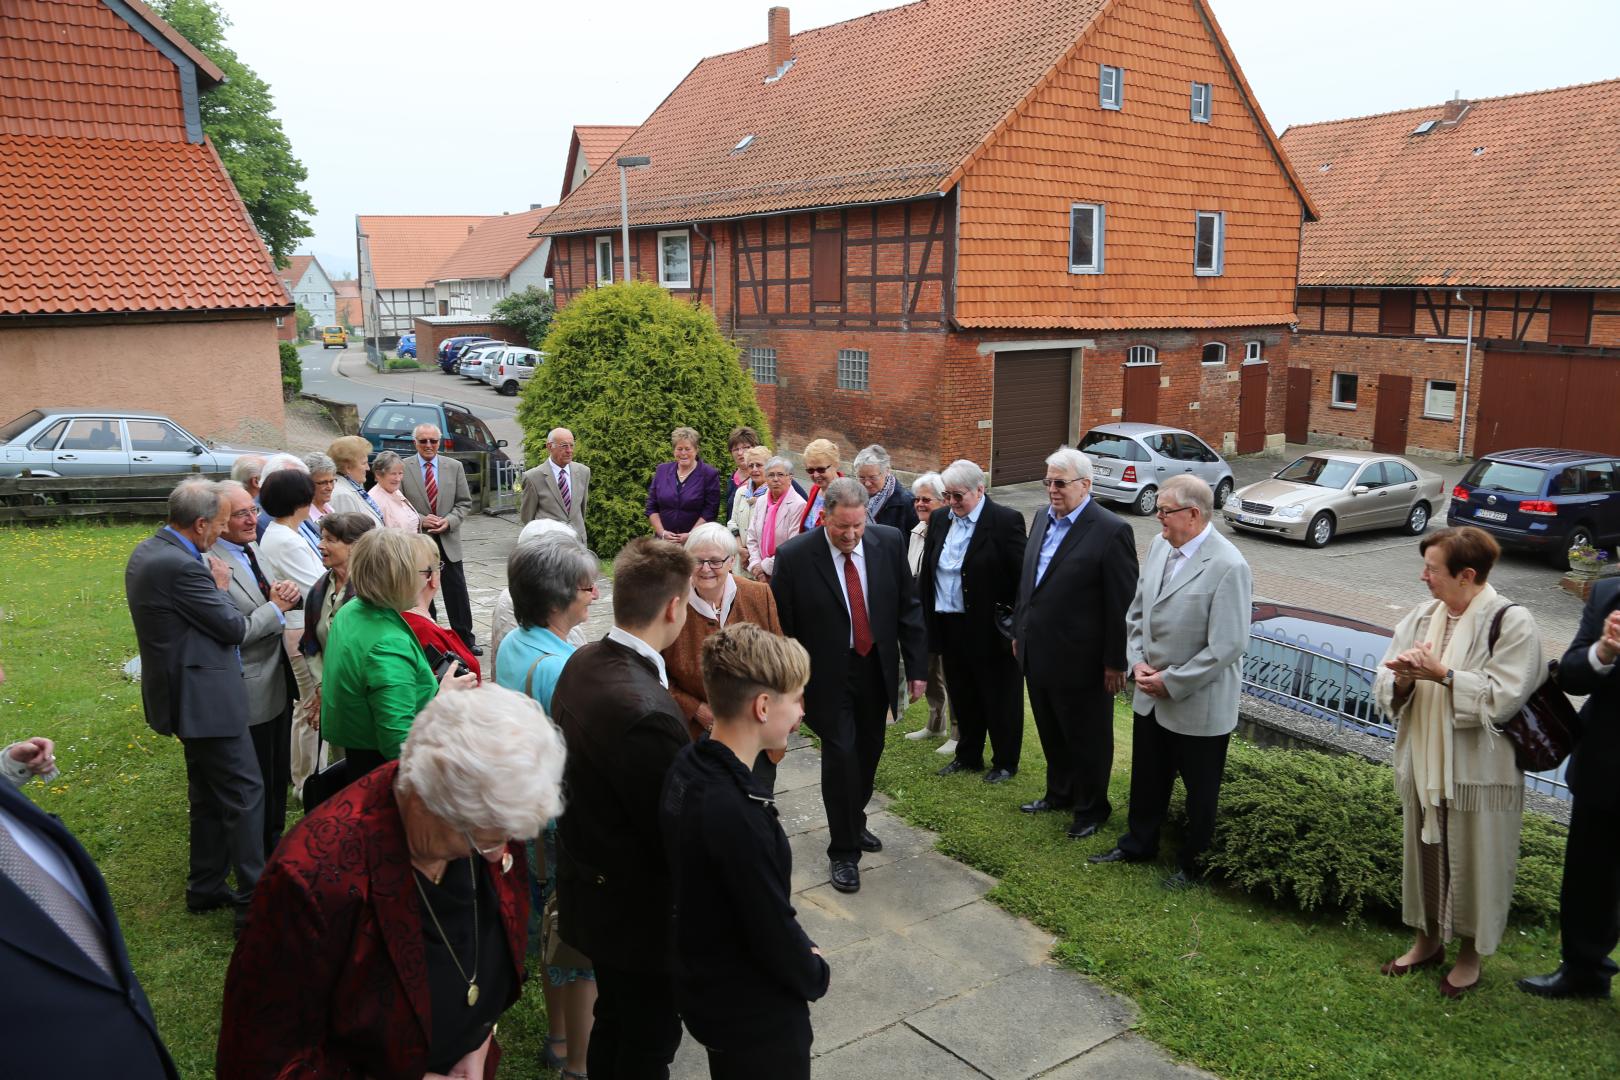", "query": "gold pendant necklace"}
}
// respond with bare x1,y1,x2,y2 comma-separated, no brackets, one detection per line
413,859,480,1007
